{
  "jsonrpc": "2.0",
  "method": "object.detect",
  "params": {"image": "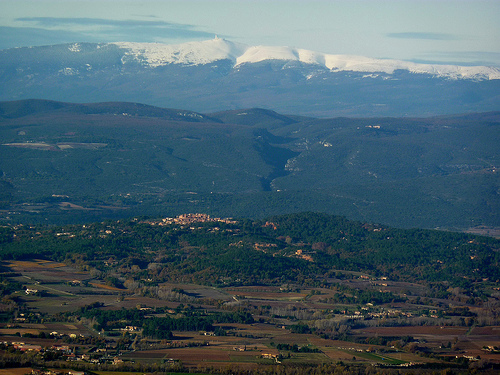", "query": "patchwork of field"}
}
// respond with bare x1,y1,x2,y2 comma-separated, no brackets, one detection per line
2,259,500,372
115,329,431,368
6,259,88,283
